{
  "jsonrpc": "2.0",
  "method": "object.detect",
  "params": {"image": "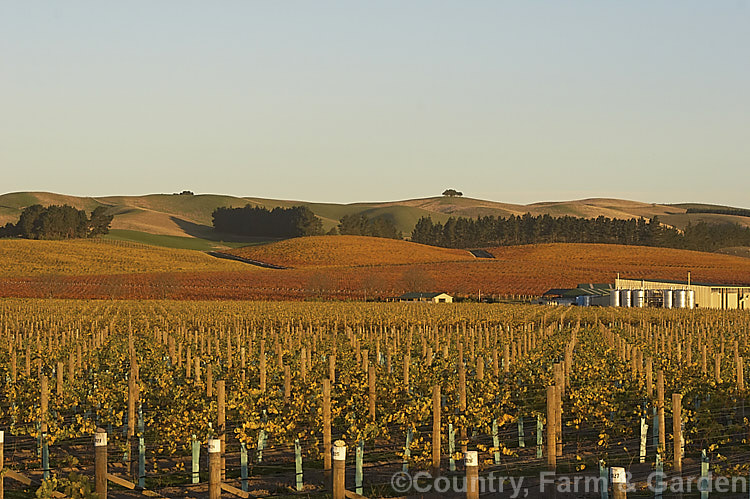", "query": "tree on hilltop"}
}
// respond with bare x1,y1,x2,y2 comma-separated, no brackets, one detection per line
442,189,463,197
